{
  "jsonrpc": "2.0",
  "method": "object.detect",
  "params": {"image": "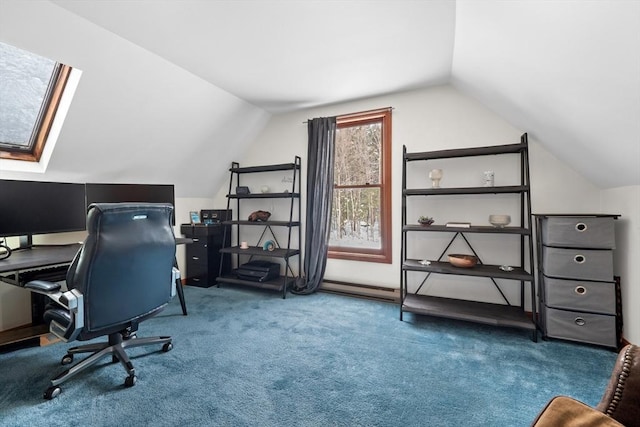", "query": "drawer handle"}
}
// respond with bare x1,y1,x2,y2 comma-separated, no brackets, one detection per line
574,285,587,295
192,238,200,242
574,317,586,326
192,256,199,260
575,222,588,232
193,278,200,282
573,254,585,264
